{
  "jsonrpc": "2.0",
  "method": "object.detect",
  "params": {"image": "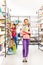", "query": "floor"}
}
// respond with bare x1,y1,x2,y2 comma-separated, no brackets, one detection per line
0,42,43,65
